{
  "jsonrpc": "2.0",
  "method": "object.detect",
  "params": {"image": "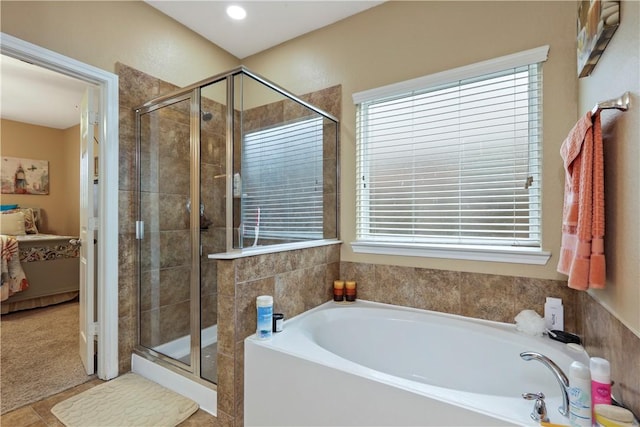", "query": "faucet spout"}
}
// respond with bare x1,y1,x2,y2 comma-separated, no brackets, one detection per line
520,351,570,417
